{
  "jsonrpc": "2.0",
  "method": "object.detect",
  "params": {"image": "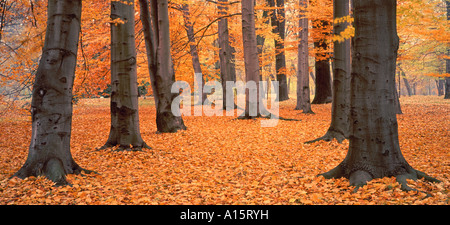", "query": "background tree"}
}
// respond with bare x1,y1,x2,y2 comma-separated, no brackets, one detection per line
240,0,261,118
268,0,289,101
307,0,351,143
320,0,440,192
218,0,237,110
181,3,208,105
151,0,187,132
295,0,313,113
310,0,333,104
102,0,149,151
13,0,91,186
